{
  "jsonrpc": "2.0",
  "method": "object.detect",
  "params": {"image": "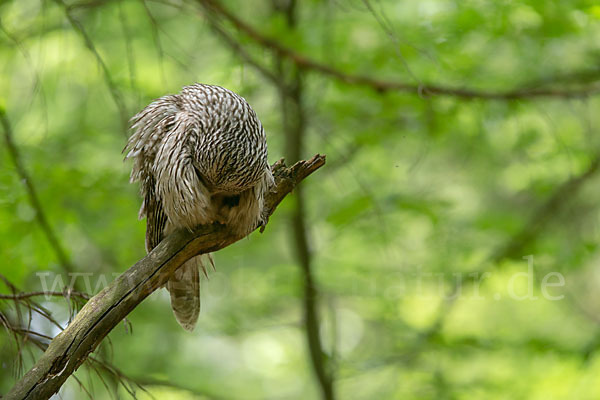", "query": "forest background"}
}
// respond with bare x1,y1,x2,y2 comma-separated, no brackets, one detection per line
2,0,600,399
